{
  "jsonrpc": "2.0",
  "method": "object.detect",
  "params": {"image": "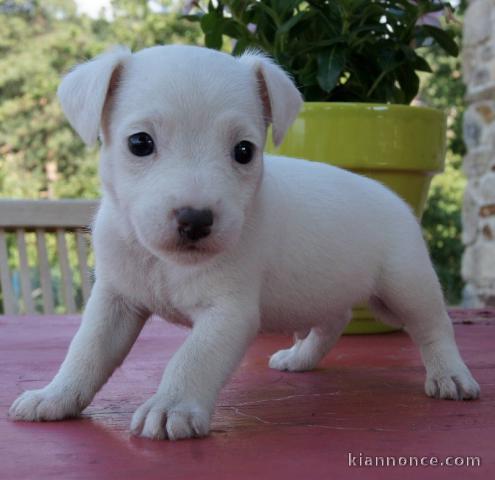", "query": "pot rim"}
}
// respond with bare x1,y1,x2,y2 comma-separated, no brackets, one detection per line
301,101,445,119
266,101,447,173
